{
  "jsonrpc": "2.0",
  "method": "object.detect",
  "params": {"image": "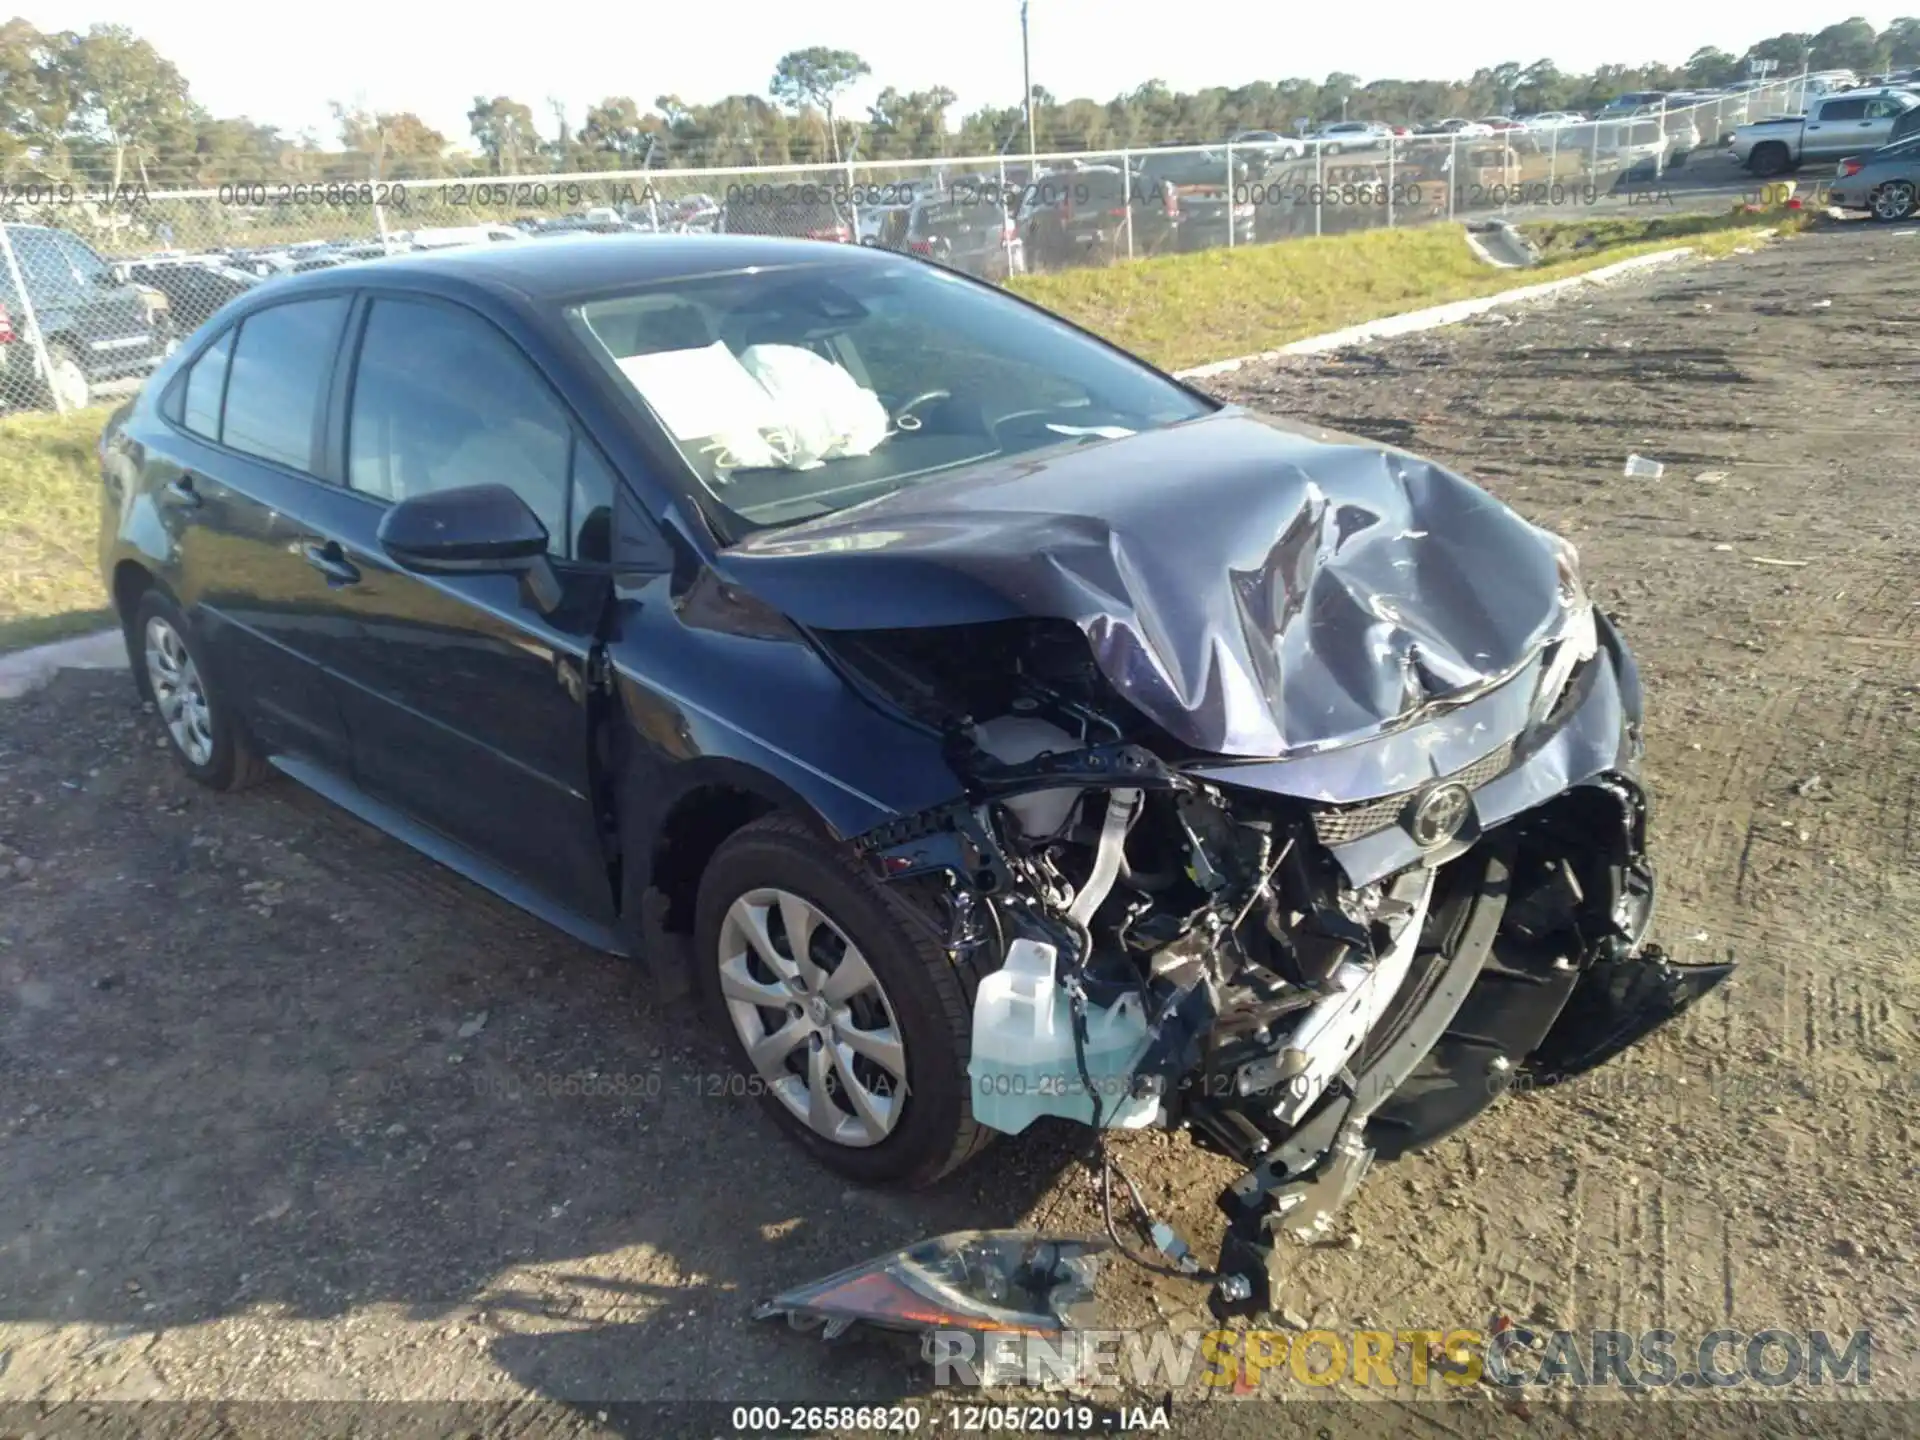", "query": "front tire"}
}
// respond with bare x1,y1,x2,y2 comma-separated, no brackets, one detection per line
134,590,272,792
694,813,992,1188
